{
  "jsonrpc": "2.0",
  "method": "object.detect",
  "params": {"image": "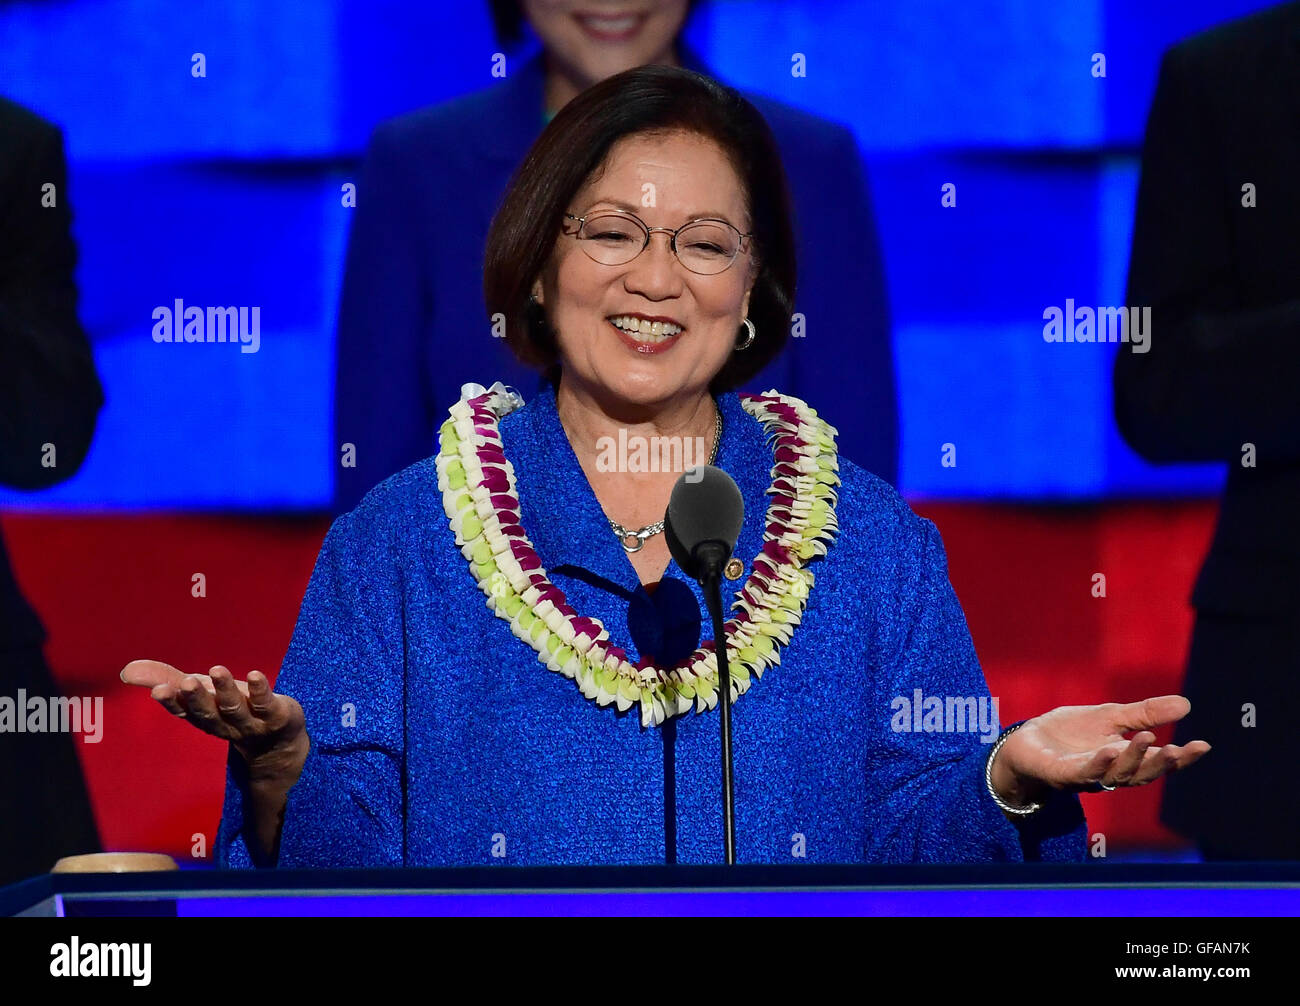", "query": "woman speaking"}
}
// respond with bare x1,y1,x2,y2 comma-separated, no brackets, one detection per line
124,66,1208,867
